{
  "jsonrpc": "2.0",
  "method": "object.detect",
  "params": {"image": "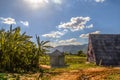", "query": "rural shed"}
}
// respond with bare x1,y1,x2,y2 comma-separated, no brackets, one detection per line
87,34,120,66
49,49,65,68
